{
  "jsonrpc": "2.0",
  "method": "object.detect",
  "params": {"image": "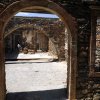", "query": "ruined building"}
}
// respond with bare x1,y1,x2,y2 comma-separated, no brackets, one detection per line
4,16,66,60
0,0,100,100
